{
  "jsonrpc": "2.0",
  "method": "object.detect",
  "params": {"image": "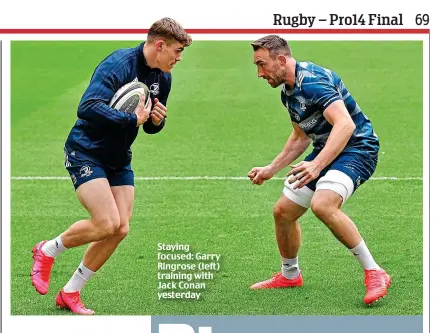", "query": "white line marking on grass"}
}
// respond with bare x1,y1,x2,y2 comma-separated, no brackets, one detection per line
11,176,423,181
